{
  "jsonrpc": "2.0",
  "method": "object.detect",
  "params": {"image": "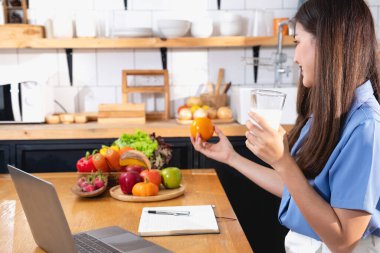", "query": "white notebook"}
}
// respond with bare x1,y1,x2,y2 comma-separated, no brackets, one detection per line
138,205,220,236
